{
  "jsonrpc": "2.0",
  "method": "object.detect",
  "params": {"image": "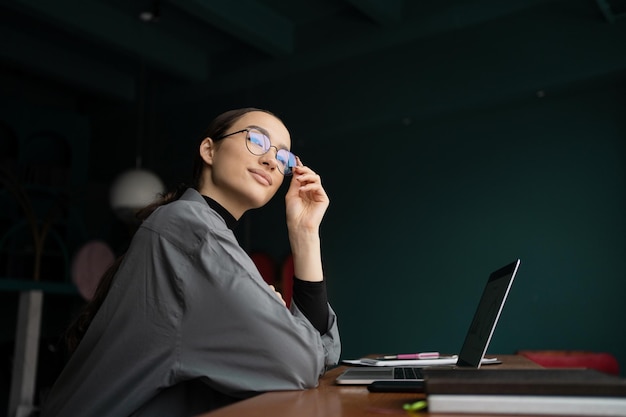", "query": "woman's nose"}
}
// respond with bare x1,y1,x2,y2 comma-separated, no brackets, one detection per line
259,149,278,169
